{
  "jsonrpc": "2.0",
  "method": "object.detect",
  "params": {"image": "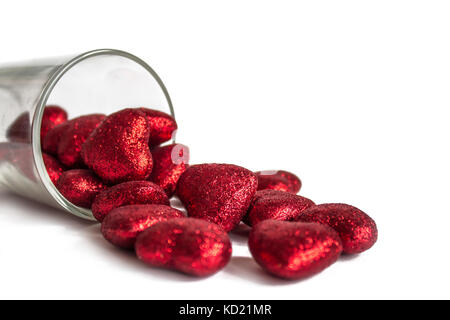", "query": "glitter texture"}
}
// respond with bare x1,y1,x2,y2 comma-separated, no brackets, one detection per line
101,204,184,249
42,153,65,184
92,181,170,222
176,163,258,232
55,169,107,208
140,108,177,147
135,218,232,277
255,170,302,193
150,143,189,197
58,114,106,167
297,203,378,254
81,109,152,184
8,106,67,145
244,189,315,226
40,105,68,142
248,220,343,279
42,121,70,155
